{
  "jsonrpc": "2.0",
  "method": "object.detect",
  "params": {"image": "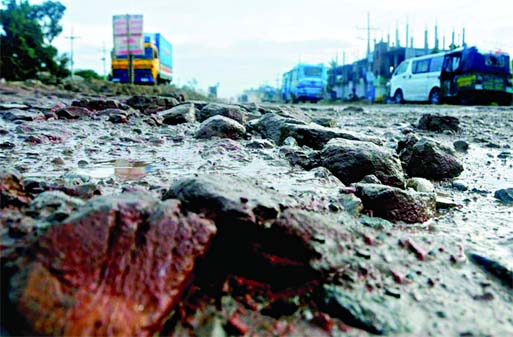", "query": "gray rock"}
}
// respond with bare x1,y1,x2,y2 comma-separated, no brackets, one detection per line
418,114,460,133
195,115,246,140
338,194,363,216
245,139,275,149
399,136,464,180
312,116,337,128
283,136,299,147
159,103,197,125
125,95,180,113
358,175,382,185
453,140,470,153
321,285,416,335
355,183,436,223
279,146,320,170
27,191,84,223
452,180,468,191
199,103,247,124
468,252,513,288
494,188,513,204
321,138,405,188
163,174,290,228
260,209,359,277
1,109,44,121
0,103,29,110
252,113,381,150
406,177,435,193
